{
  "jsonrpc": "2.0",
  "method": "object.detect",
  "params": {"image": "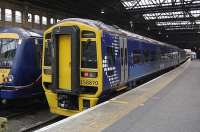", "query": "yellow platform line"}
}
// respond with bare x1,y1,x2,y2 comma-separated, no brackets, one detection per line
110,100,129,104
116,86,127,91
